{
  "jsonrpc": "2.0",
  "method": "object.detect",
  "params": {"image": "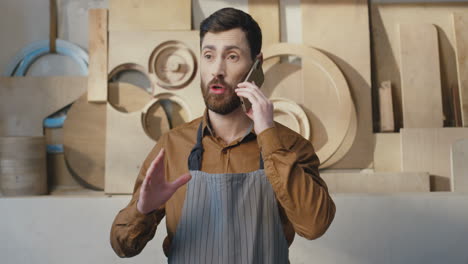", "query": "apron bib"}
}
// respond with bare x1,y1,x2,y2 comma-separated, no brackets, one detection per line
168,122,289,264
